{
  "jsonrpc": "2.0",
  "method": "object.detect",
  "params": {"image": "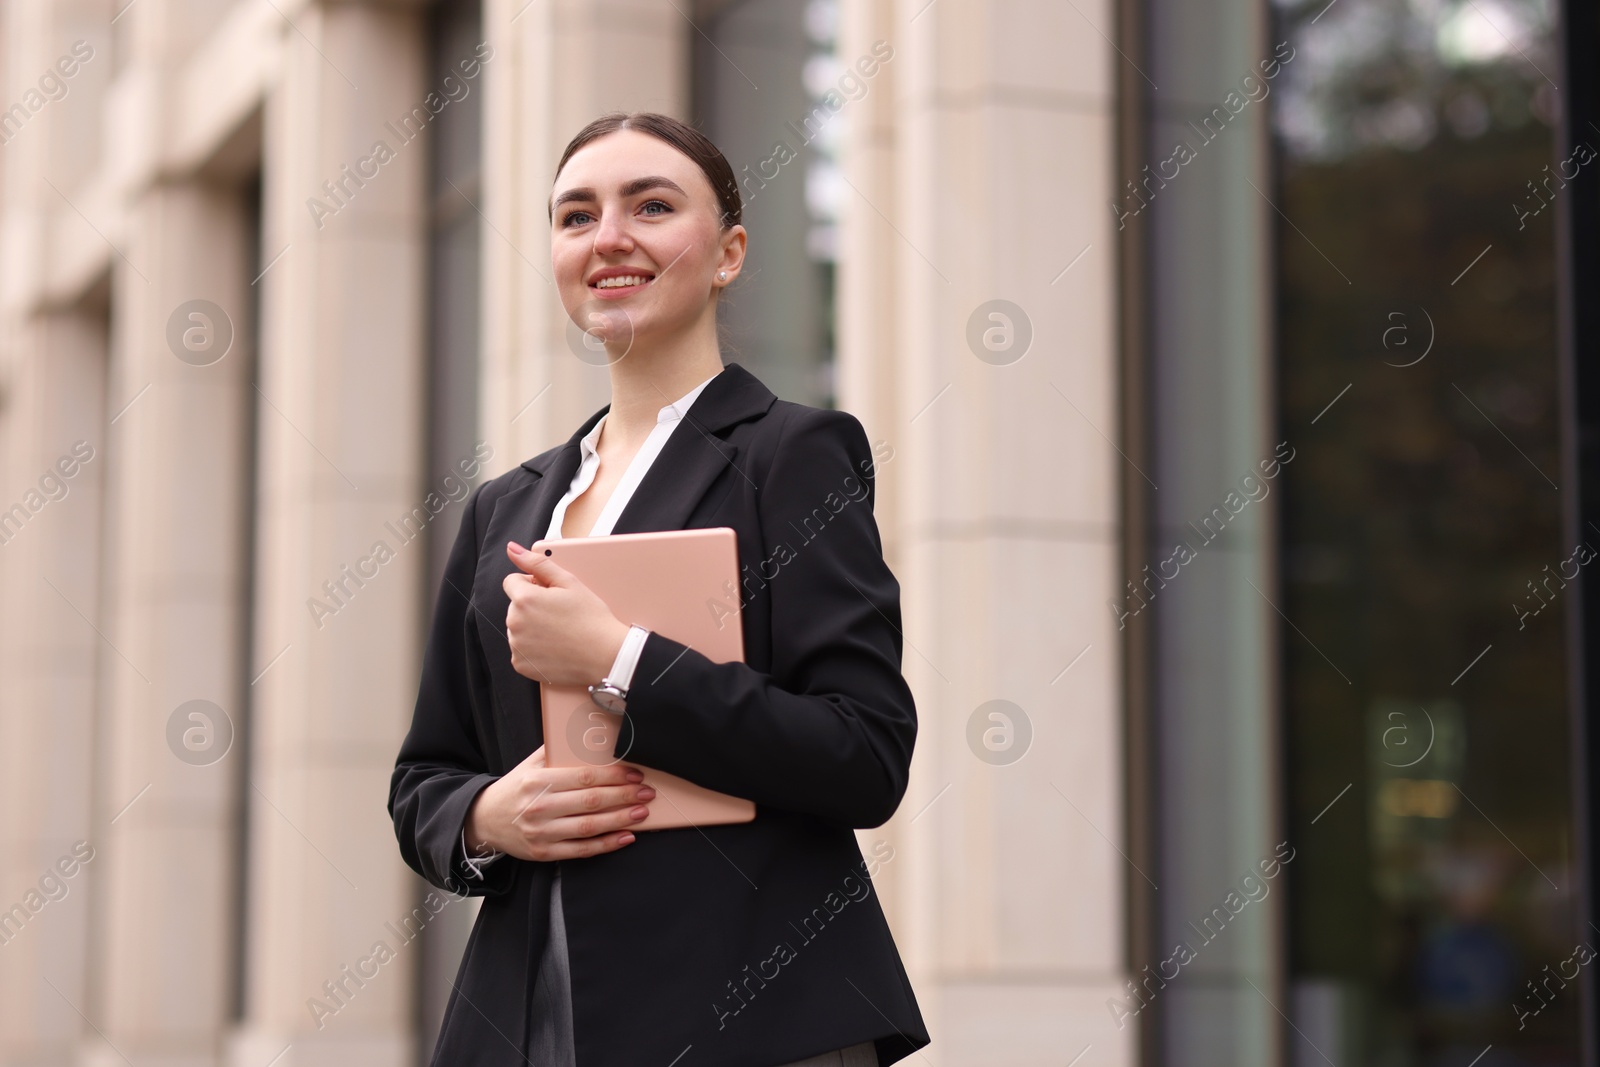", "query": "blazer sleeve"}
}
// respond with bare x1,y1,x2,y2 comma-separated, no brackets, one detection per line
620,406,916,829
389,480,521,897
